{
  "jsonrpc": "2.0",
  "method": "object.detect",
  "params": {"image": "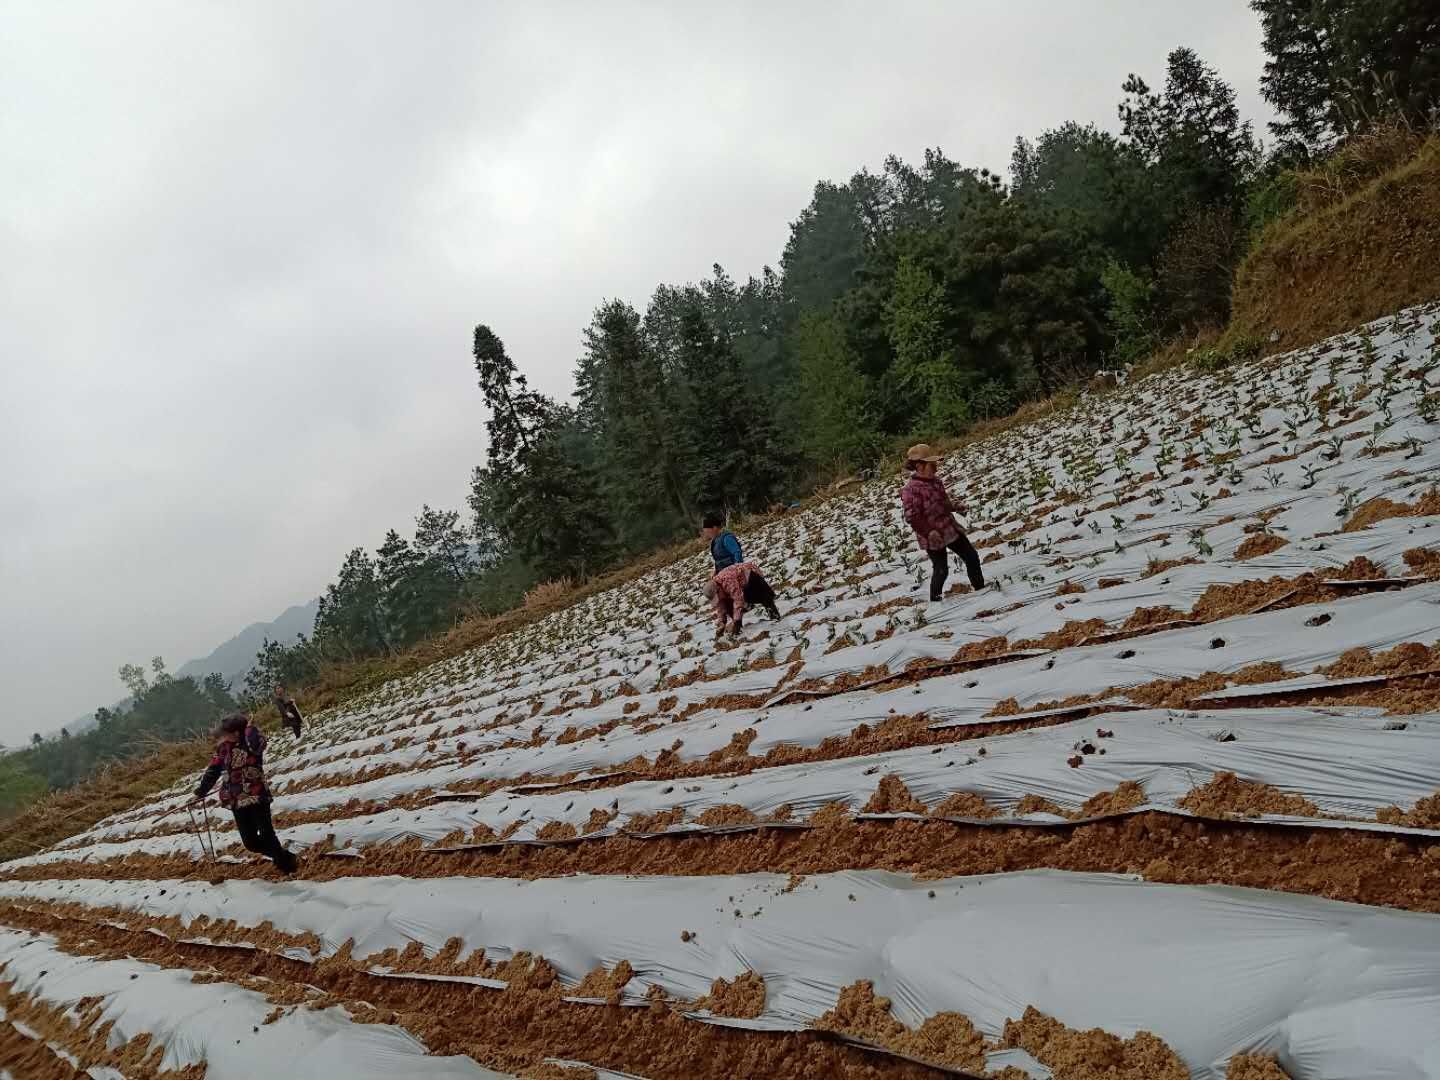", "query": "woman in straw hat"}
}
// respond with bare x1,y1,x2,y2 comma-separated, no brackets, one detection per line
901,443,985,602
